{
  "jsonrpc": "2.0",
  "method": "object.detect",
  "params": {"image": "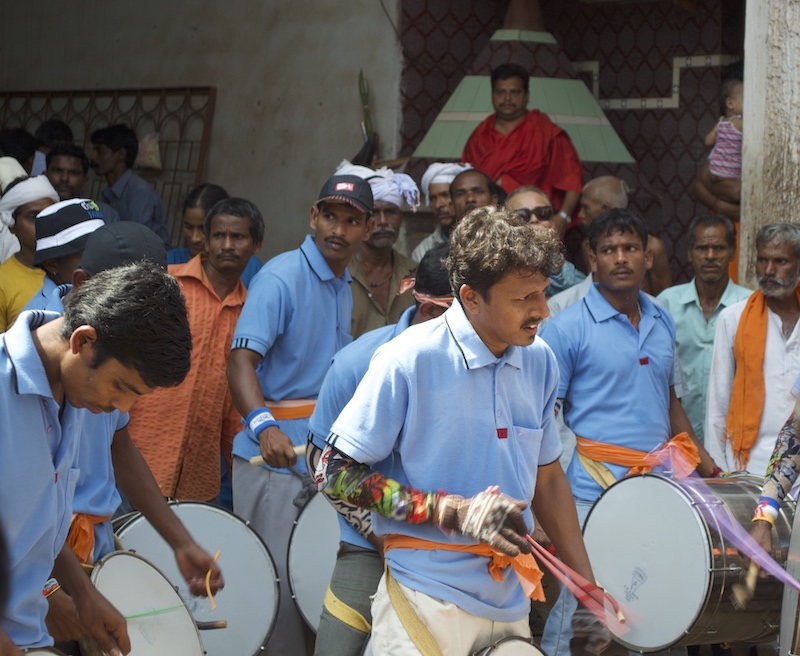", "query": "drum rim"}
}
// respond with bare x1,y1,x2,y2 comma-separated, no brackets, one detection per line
115,501,280,655
90,551,204,653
